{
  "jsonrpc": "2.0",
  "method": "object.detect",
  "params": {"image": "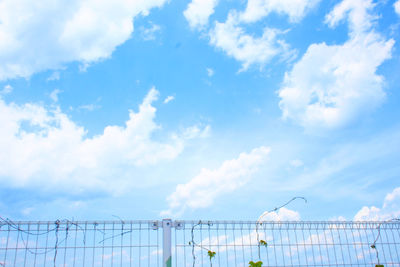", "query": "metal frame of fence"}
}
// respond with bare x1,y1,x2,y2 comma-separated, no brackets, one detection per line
0,219,399,266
